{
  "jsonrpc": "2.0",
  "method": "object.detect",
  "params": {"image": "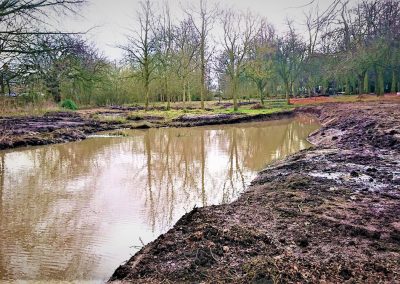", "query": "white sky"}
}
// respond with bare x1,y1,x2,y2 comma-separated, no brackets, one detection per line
63,0,336,60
